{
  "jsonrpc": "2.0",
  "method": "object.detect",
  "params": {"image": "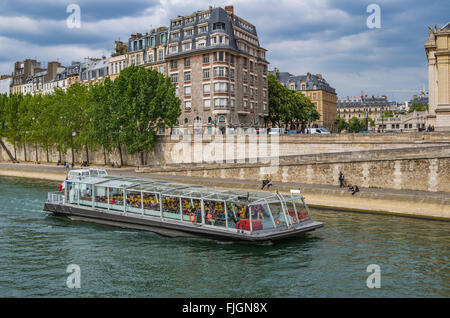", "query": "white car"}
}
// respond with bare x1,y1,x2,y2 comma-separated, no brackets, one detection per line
269,128,285,135
306,128,331,134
